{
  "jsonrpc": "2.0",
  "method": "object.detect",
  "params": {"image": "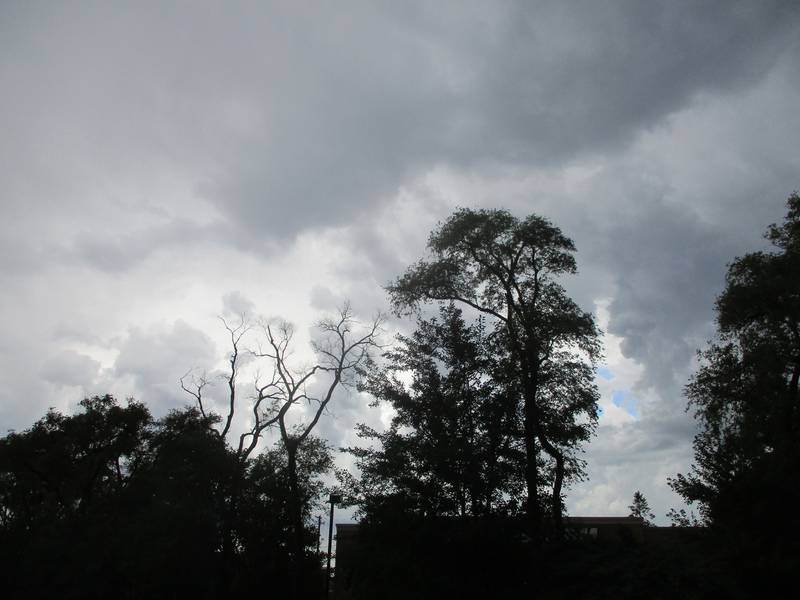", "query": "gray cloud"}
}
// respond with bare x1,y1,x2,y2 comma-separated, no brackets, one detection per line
1,1,800,517
114,320,218,414
189,0,800,241
41,349,102,388
221,290,257,319
0,341,63,431
3,1,797,252
568,413,698,522
309,285,344,312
